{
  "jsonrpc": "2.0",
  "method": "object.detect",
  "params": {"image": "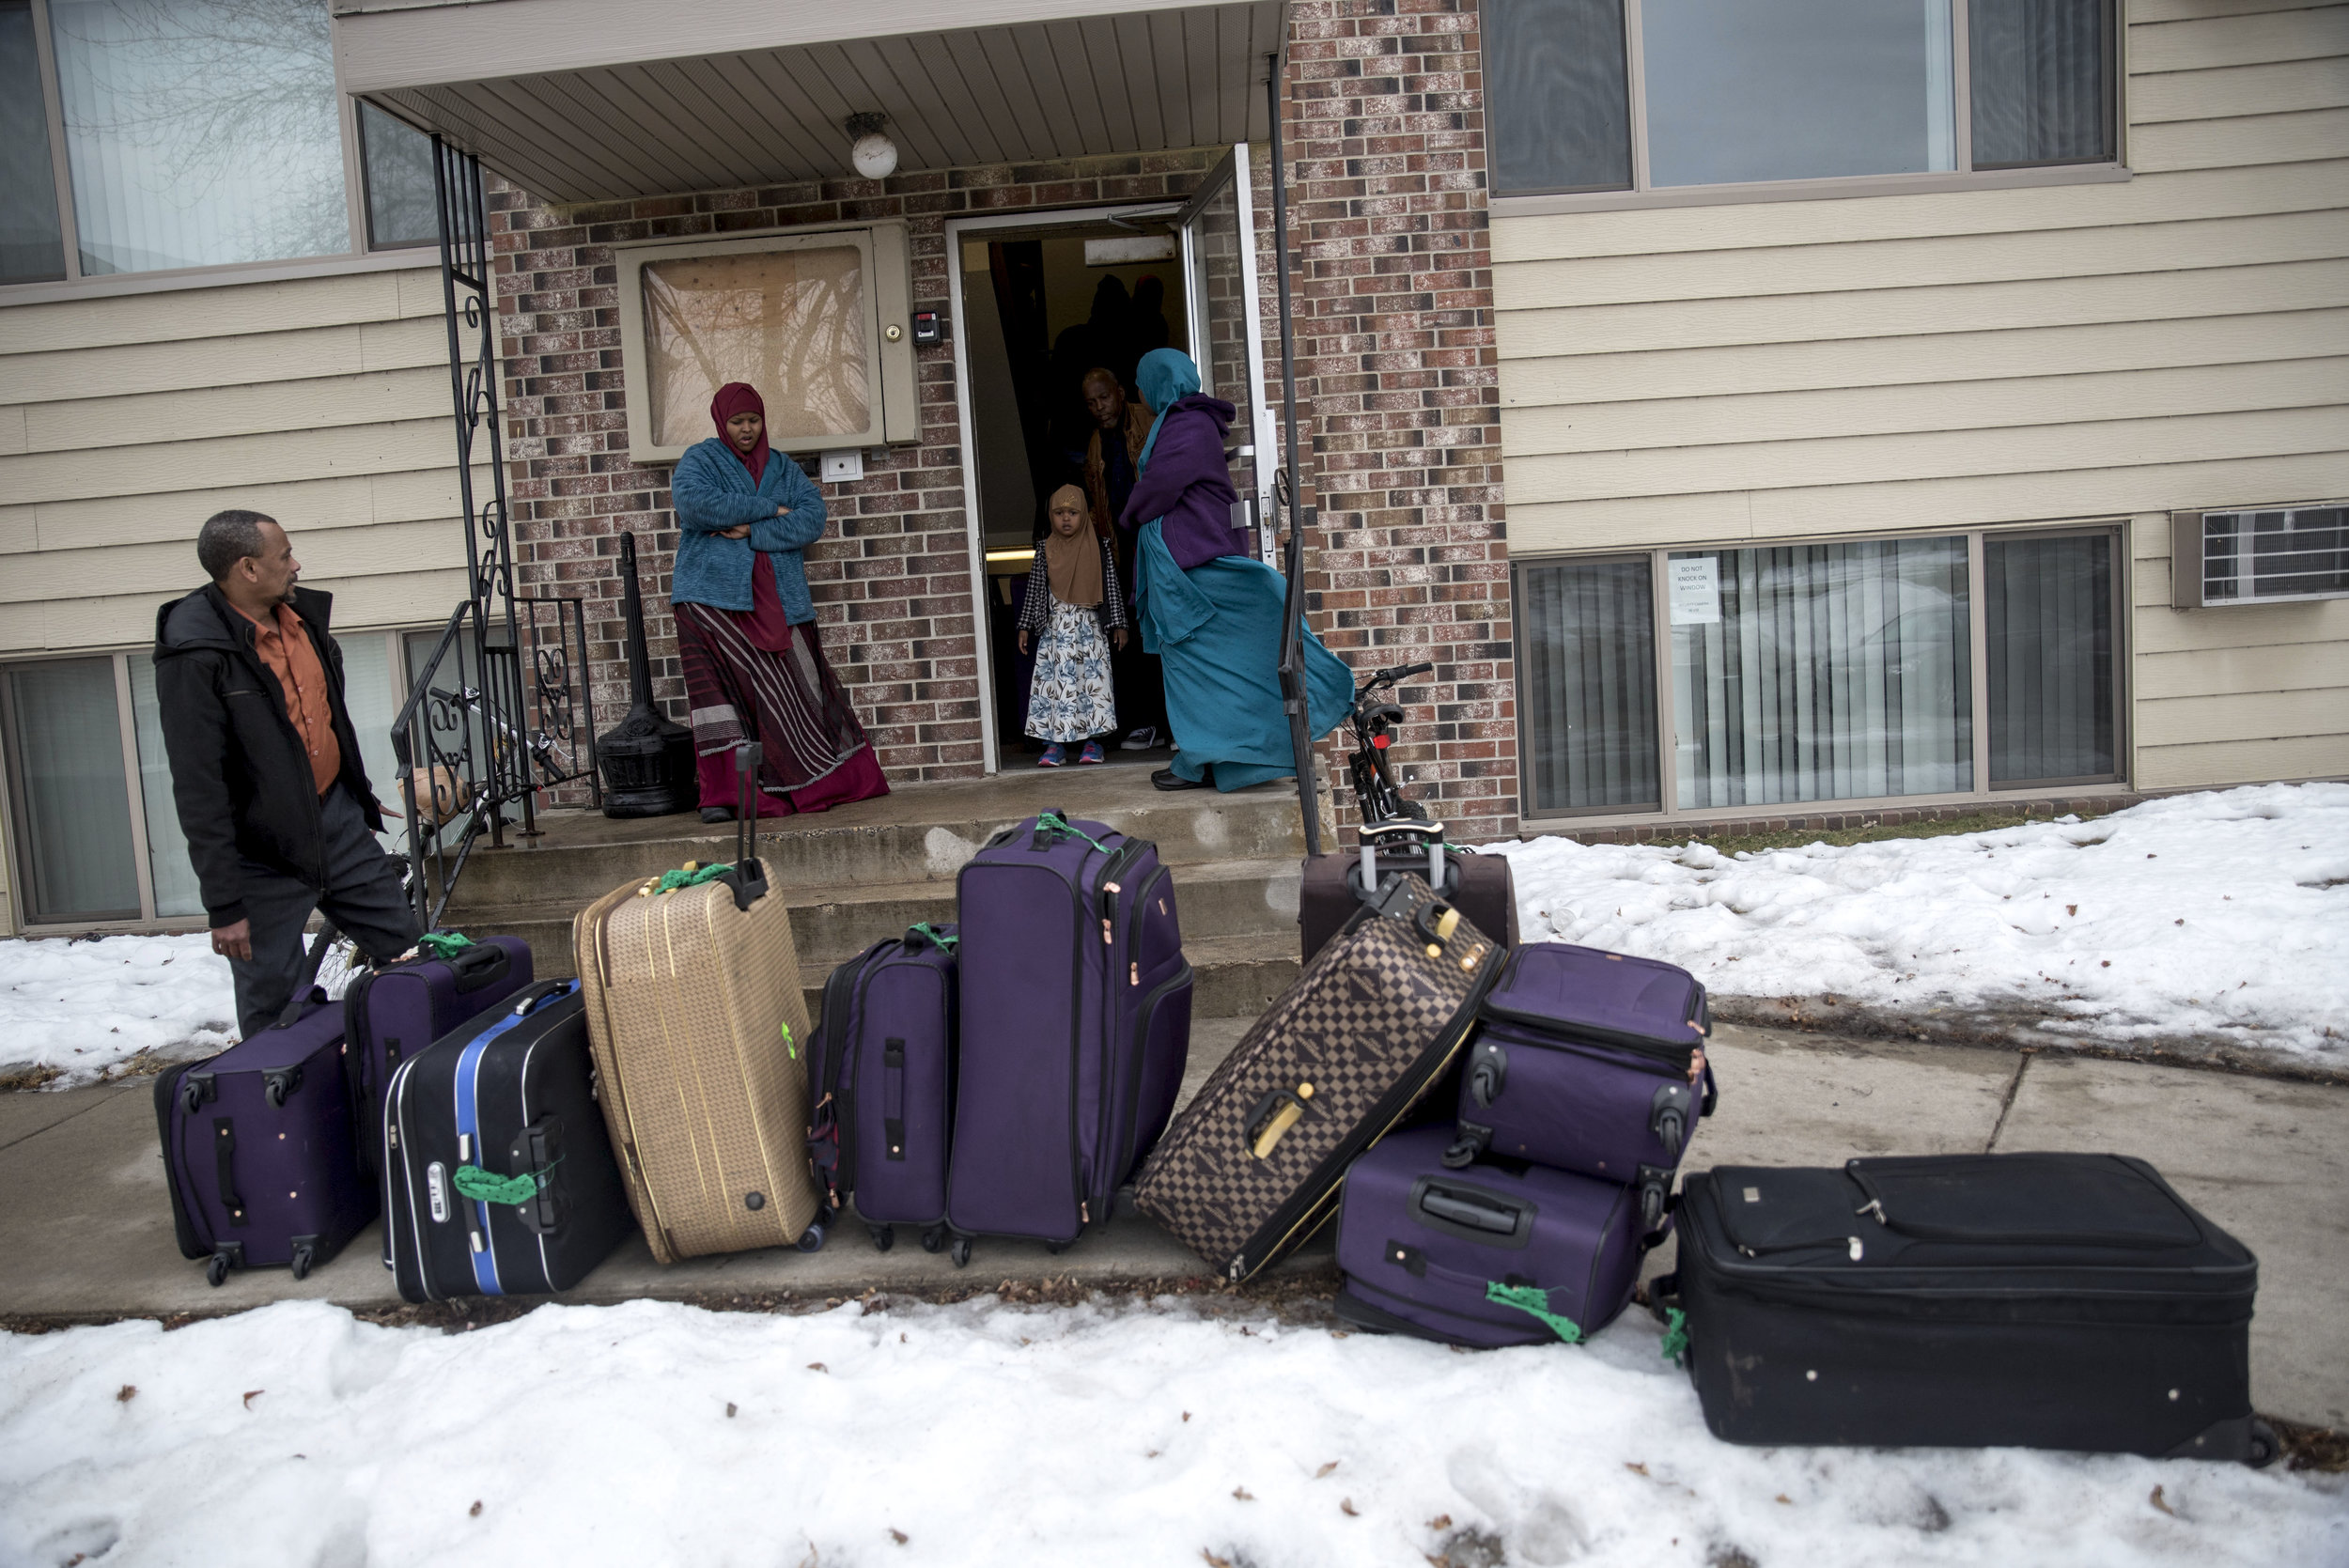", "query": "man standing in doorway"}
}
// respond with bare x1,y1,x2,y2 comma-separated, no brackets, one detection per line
1081,367,1166,749
154,510,419,1039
